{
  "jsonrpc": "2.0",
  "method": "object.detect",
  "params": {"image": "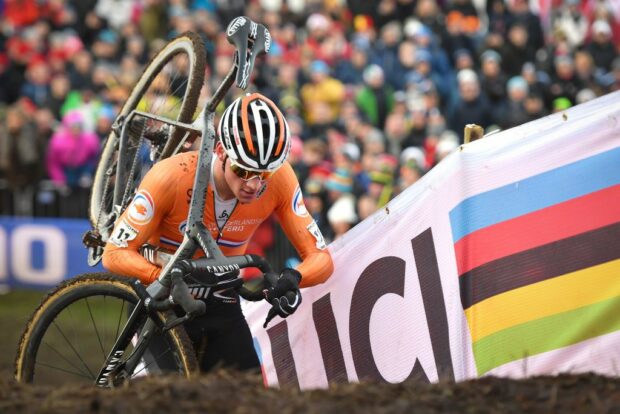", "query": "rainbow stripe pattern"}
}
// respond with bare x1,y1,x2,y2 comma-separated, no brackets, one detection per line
450,147,620,375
